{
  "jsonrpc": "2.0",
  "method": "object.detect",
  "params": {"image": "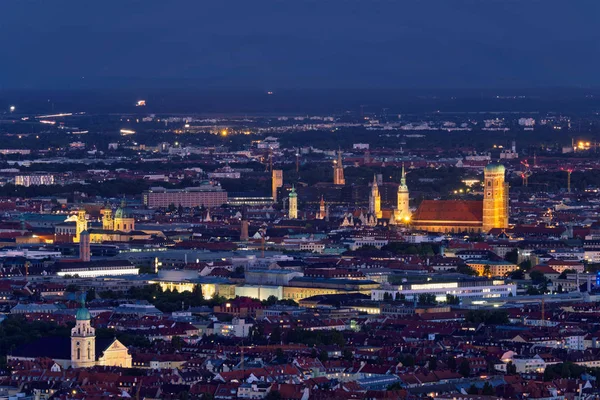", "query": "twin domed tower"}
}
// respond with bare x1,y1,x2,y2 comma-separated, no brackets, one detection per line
482,162,509,233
